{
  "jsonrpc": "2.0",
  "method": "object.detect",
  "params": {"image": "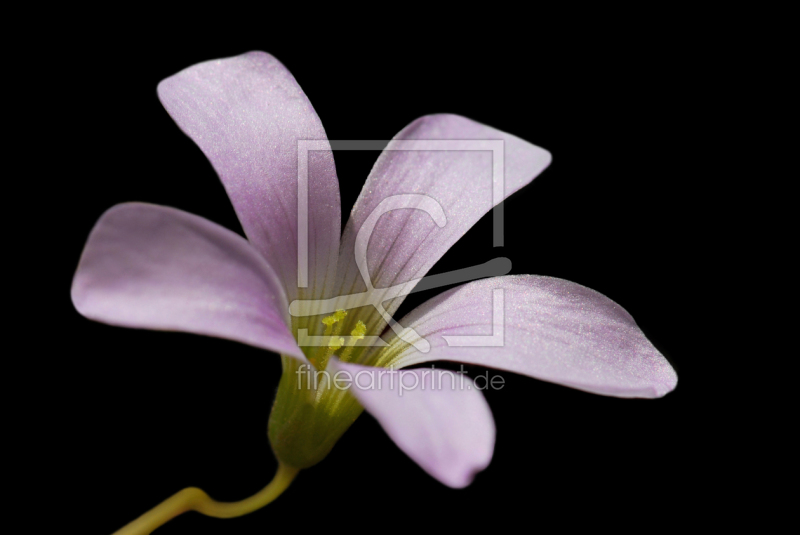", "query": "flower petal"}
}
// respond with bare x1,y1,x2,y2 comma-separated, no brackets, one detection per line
334,114,551,331
157,51,340,303
330,360,495,488
370,275,677,398
71,203,305,360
